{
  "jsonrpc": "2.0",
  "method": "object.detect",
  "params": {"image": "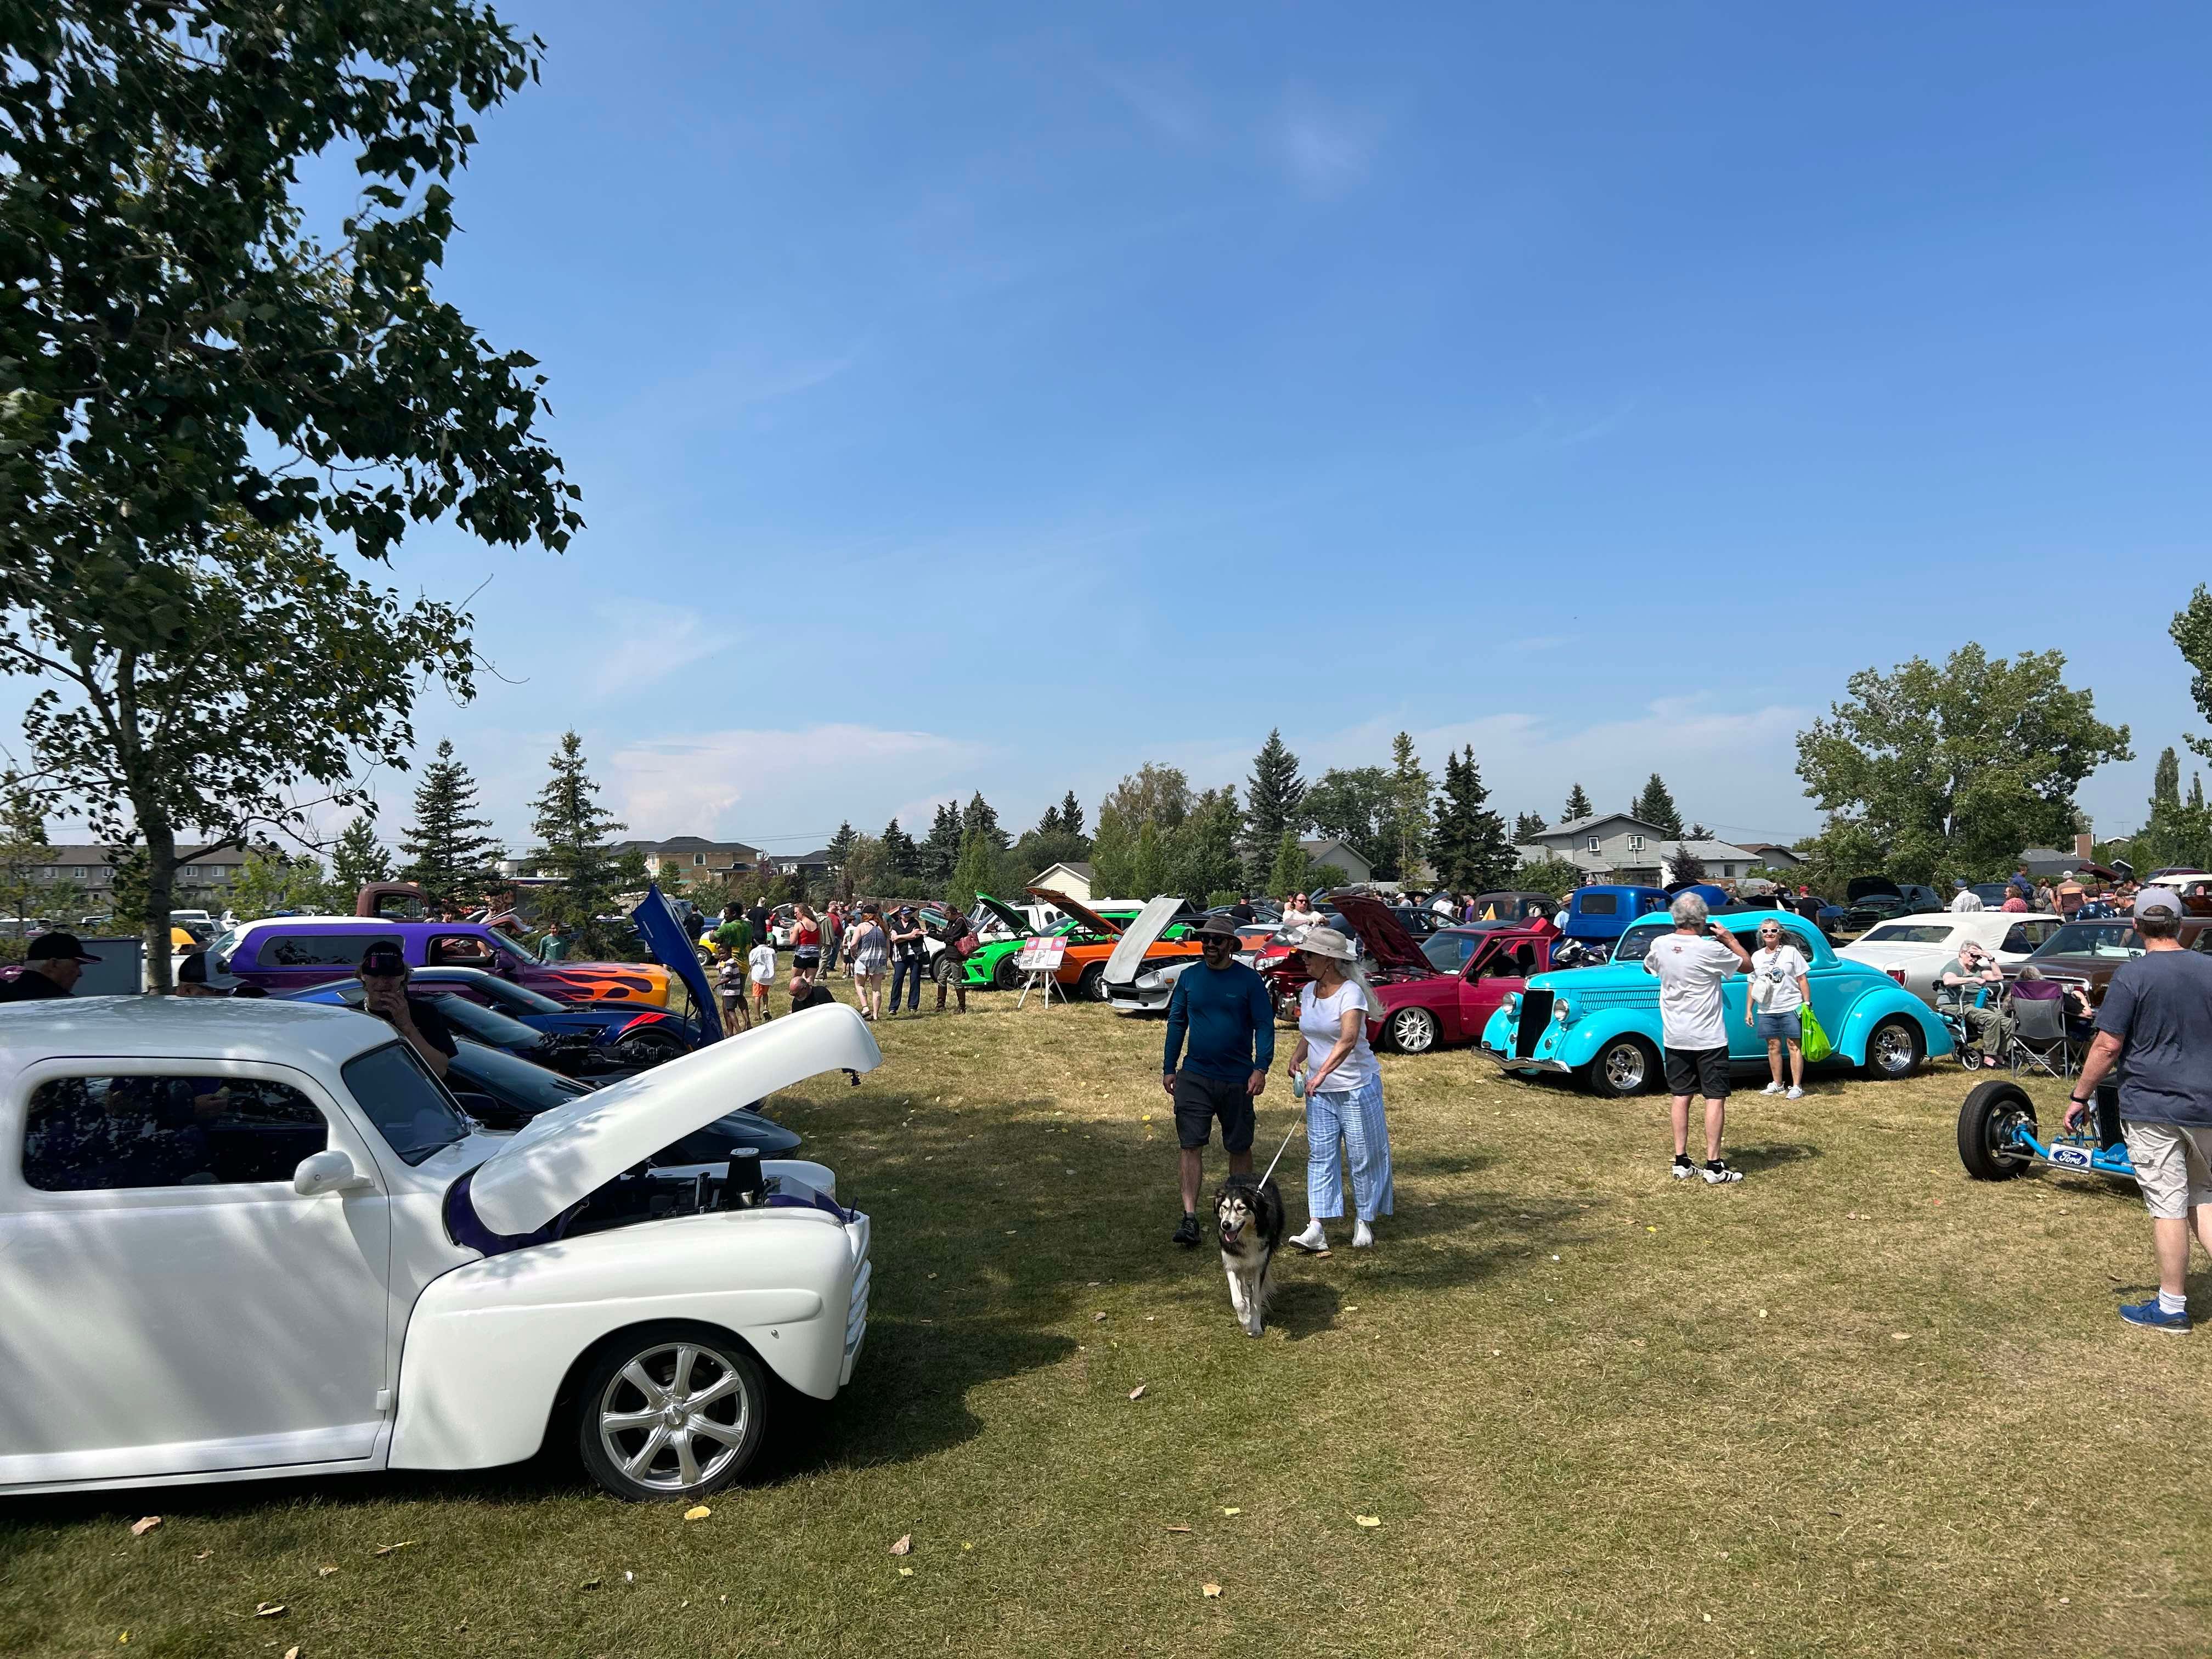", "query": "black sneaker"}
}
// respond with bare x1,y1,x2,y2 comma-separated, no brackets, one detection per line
1701,1159,1743,1185
1171,1212,1201,1248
